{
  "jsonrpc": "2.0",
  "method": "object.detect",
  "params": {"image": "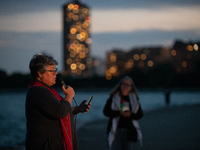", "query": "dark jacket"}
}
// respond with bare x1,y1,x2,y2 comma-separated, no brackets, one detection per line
103,96,143,142
25,86,78,150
